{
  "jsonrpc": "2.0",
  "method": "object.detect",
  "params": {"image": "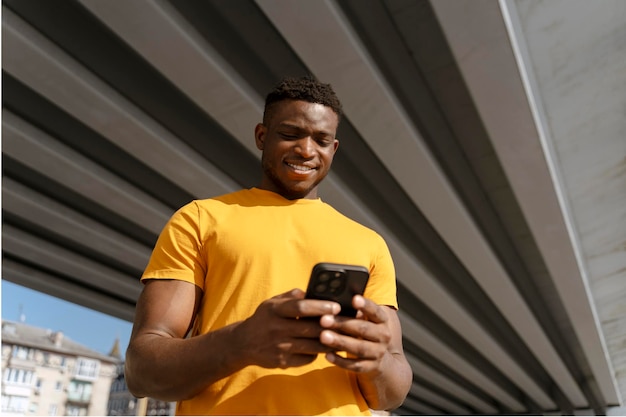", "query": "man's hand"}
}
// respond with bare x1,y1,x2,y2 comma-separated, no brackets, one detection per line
317,294,413,410
237,288,341,369
317,295,391,373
